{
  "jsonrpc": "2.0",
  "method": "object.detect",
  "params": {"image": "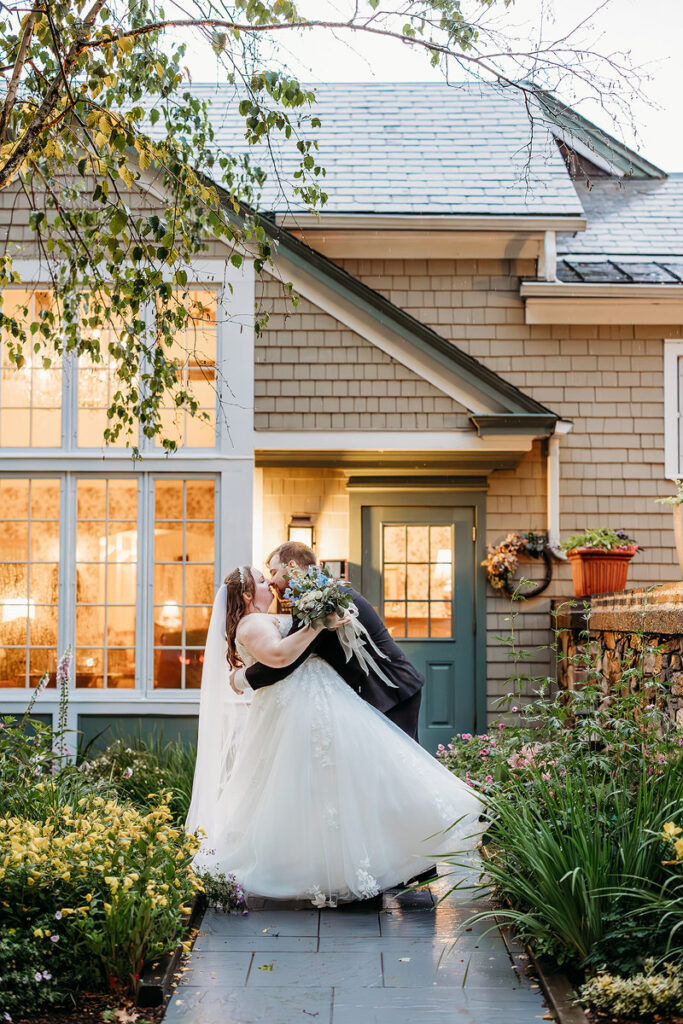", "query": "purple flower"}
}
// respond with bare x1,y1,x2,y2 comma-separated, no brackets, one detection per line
50,934,60,943
123,766,133,779
42,971,52,981
56,649,72,687
34,972,43,983
55,911,62,920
